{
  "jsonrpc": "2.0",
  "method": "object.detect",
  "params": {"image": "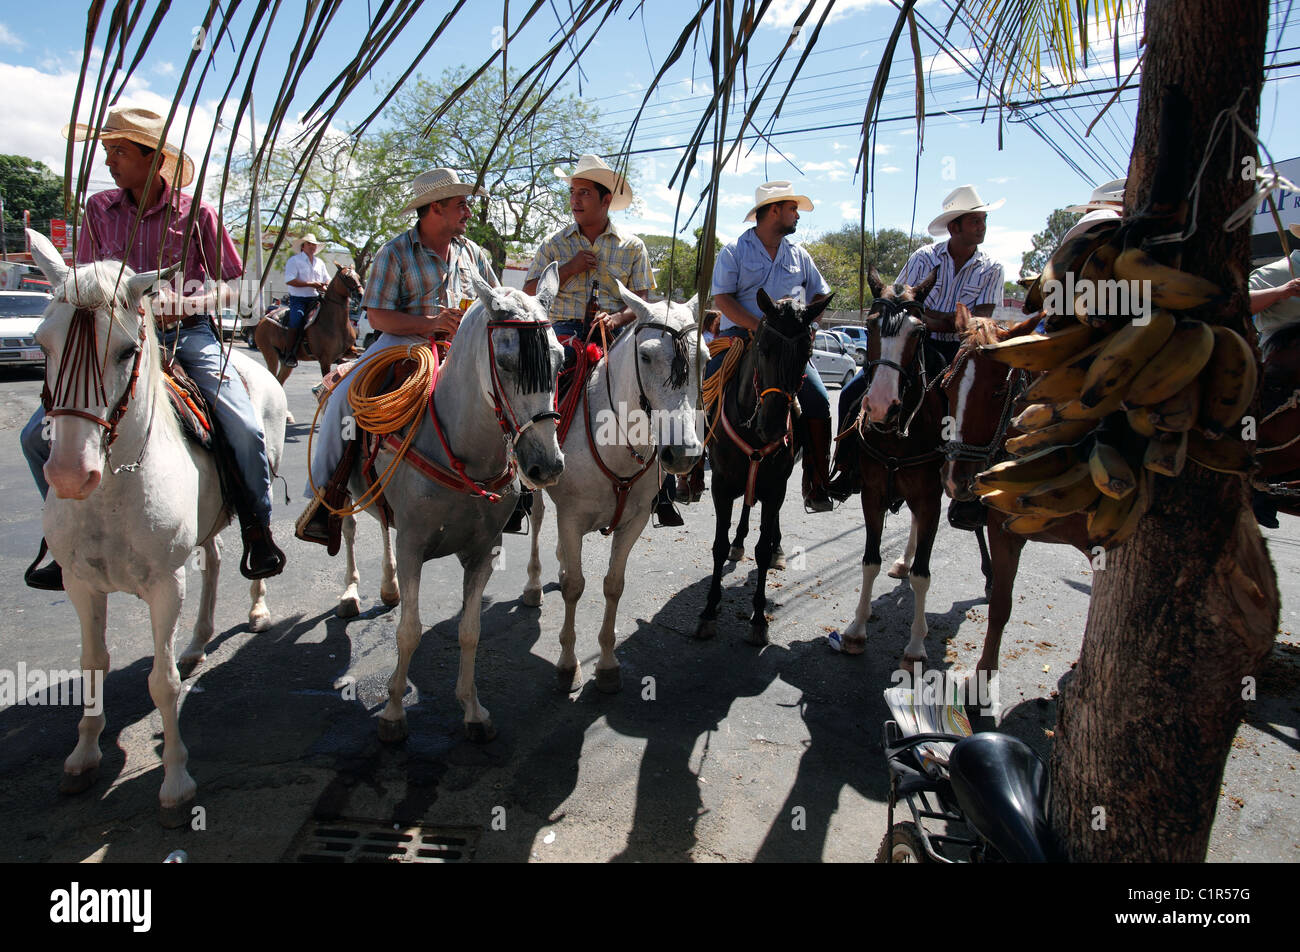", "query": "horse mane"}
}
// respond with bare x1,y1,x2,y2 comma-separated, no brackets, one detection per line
624,303,693,389
466,286,554,395
959,315,1004,348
